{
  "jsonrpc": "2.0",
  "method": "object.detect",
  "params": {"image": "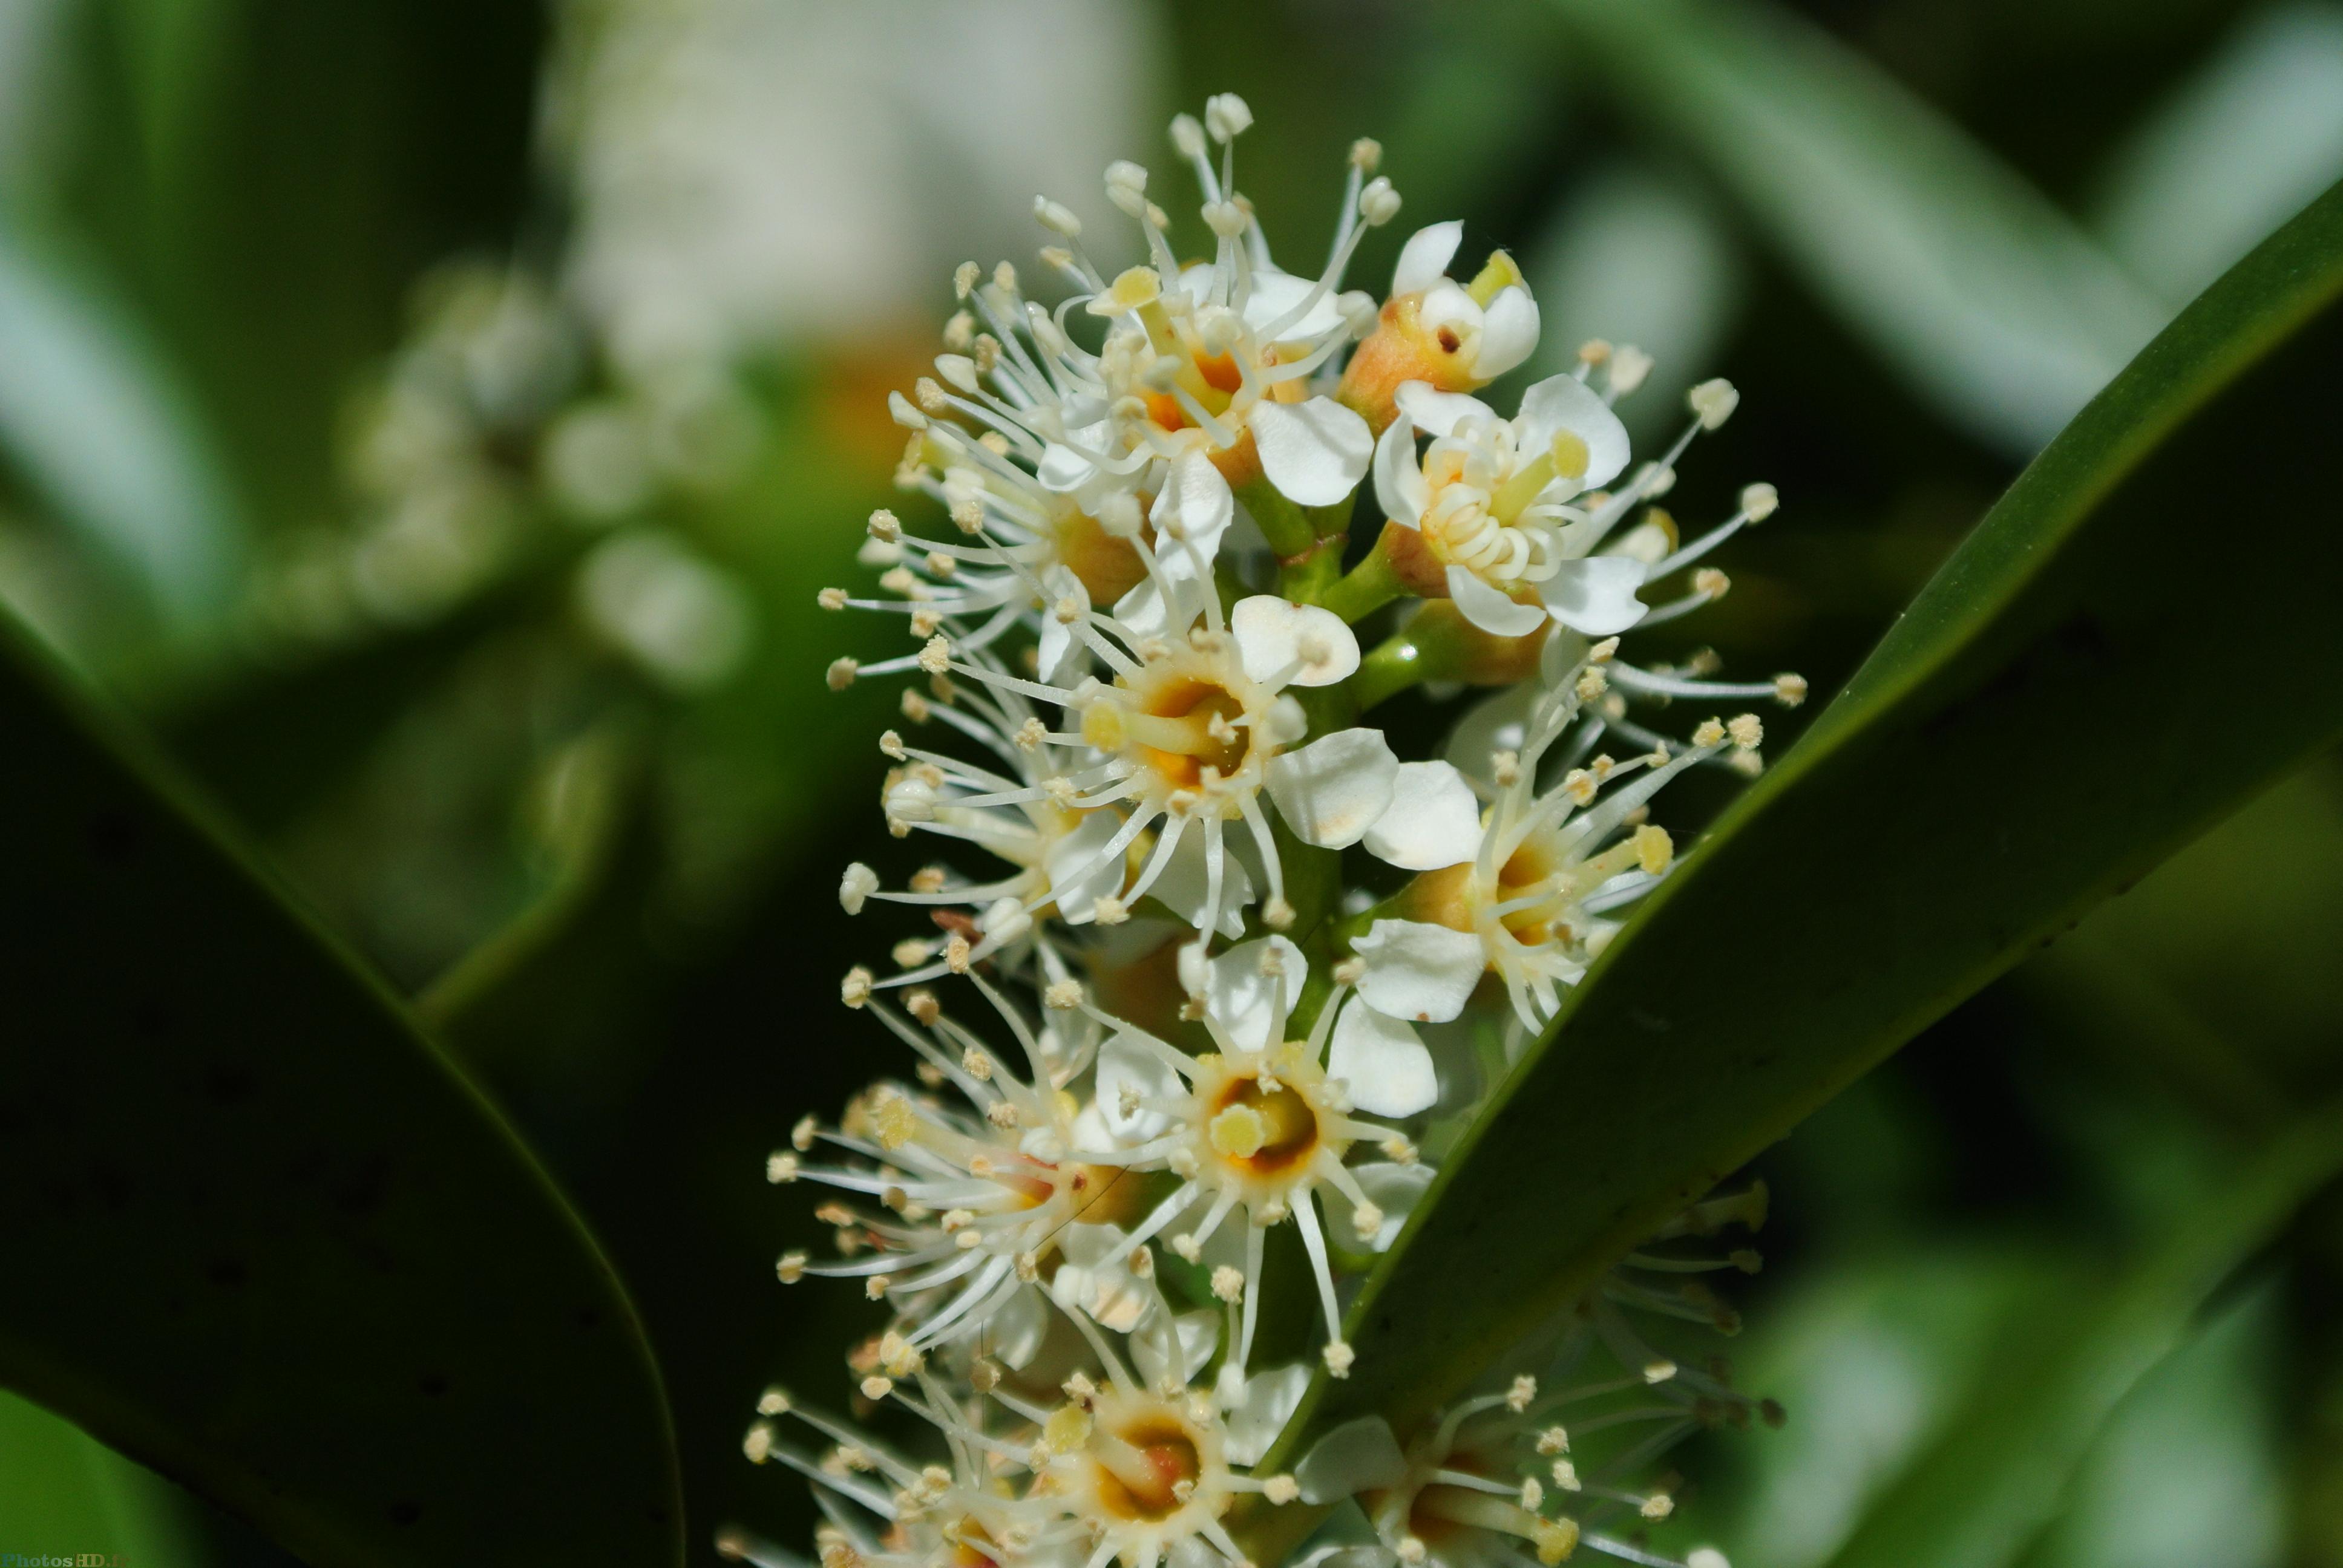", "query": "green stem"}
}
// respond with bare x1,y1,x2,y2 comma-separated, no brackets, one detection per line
1236,477,1315,558
1319,544,1406,624
1352,629,1430,711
